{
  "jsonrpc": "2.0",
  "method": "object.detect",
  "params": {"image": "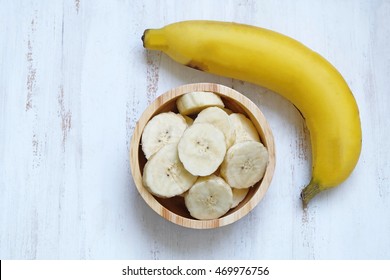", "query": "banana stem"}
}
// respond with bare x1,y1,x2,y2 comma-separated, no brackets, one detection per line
300,180,321,209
